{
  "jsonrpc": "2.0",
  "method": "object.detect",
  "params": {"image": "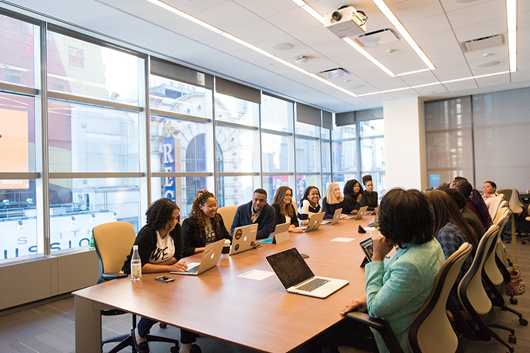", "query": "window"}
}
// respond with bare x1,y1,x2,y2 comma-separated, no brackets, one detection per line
0,14,38,88
215,93,259,126
47,31,141,105
261,95,292,132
